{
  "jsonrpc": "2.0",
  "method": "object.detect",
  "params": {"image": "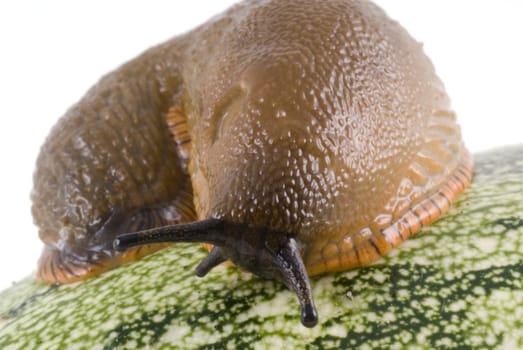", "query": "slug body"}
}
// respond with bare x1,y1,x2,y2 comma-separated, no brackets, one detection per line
32,0,472,327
